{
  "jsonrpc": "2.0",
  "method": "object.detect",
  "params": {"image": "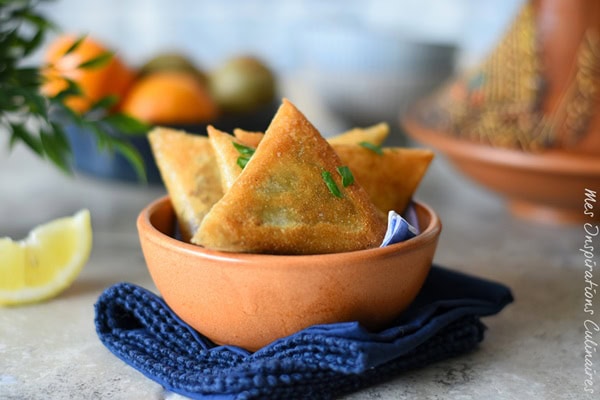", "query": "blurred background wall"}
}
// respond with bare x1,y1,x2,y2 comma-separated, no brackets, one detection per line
38,0,523,71
34,0,526,139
